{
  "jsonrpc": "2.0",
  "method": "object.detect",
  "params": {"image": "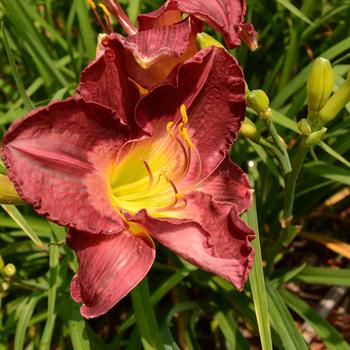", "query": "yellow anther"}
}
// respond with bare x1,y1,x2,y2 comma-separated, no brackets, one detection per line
87,0,96,10
180,104,189,124
99,3,111,16
166,121,175,137
180,127,194,148
177,122,184,135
